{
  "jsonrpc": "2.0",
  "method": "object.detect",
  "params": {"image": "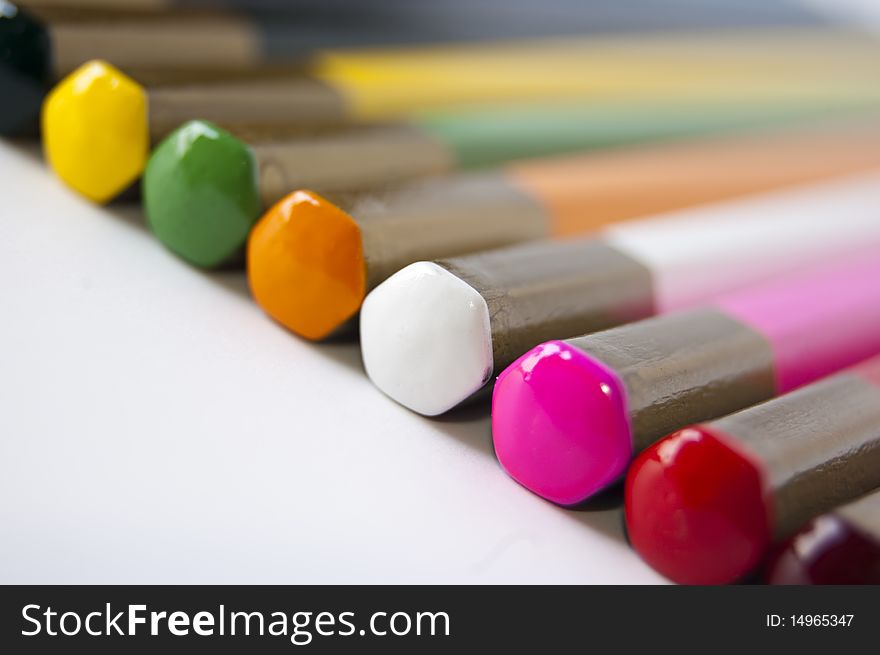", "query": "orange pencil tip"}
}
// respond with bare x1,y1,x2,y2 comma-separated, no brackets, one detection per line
247,191,366,341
